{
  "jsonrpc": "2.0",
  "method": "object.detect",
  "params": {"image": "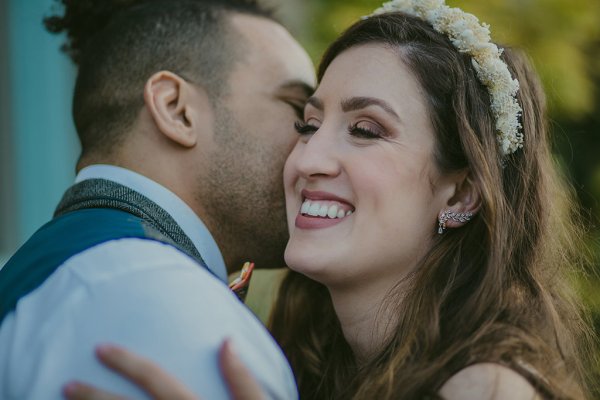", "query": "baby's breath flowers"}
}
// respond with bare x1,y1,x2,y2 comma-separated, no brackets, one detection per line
370,0,523,156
